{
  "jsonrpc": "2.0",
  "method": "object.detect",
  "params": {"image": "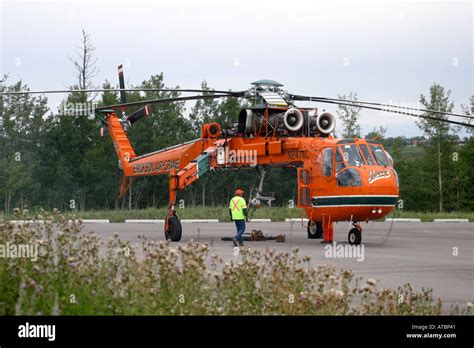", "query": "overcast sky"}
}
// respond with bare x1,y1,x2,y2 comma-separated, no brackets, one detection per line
1,0,472,137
